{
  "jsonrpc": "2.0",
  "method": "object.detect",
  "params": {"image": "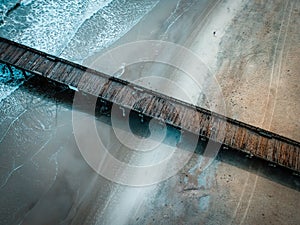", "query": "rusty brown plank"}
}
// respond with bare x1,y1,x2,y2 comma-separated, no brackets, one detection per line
235,127,246,149
172,104,184,128
165,102,177,123
266,138,275,161
257,136,268,158
294,147,299,171
293,146,299,171
144,96,155,115
215,119,226,143
232,126,242,149
281,143,288,166
1,37,299,172
287,145,294,168
154,98,167,119
246,132,259,154
272,140,281,164
224,123,235,147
